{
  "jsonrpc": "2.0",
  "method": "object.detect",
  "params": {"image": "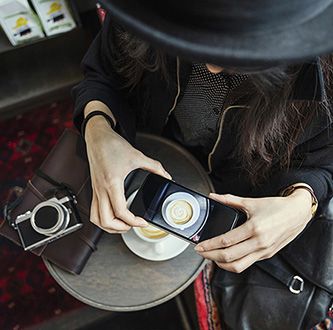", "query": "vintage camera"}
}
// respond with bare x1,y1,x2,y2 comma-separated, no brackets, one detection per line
14,195,83,250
